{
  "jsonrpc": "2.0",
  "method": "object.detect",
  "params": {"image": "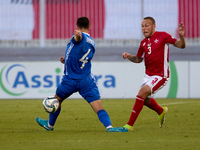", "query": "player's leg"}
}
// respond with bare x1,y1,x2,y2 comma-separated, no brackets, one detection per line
36,75,76,131
78,75,111,128
89,100,128,132
36,97,66,131
124,85,151,130
144,97,163,115
47,95,62,129
144,76,169,127
79,75,113,129
47,76,77,129
144,97,168,127
89,100,112,129
36,95,62,131
145,97,168,127
79,75,128,132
